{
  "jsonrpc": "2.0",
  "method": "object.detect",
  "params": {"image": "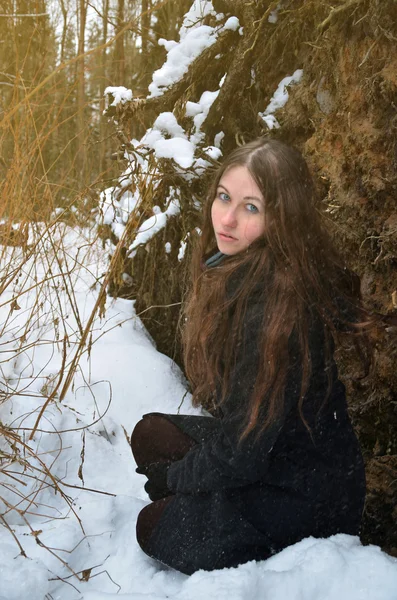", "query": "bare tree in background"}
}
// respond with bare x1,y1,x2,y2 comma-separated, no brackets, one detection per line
99,0,110,174
76,0,88,184
114,0,125,85
141,0,150,71
59,0,68,64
